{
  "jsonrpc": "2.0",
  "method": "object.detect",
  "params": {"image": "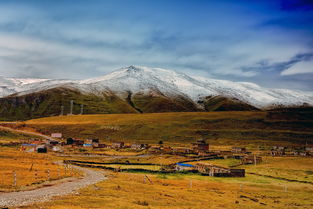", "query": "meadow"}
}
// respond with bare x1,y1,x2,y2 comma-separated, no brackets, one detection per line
0,110,312,208
23,110,313,146
0,147,76,192
22,166,313,209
